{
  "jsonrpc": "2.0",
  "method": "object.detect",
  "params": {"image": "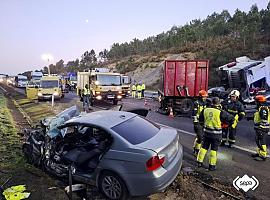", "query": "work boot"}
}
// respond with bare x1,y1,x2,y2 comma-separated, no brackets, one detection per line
228,143,234,148
197,162,203,168
220,141,226,147
259,156,267,161
208,165,216,171
251,153,259,158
